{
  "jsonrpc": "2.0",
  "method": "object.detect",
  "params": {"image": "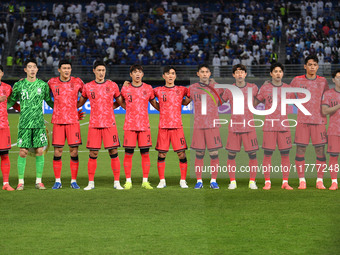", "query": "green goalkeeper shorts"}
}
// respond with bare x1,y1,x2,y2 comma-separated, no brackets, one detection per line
17,128,48,148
